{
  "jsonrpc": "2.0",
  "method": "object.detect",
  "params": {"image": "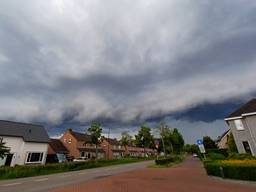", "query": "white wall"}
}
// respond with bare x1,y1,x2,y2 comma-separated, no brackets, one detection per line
1,136,48,166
